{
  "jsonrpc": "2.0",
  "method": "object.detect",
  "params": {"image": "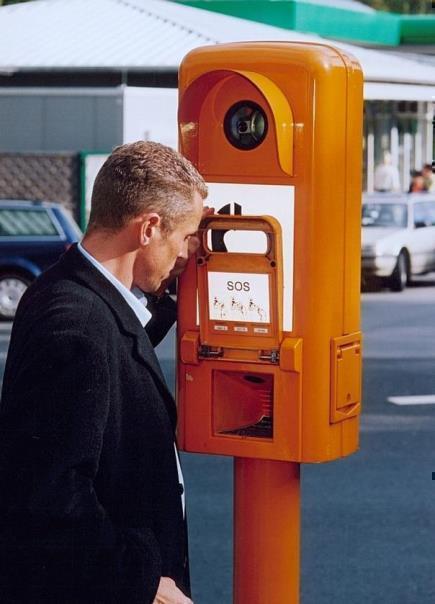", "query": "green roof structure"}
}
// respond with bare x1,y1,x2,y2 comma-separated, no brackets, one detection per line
171,1,435,47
